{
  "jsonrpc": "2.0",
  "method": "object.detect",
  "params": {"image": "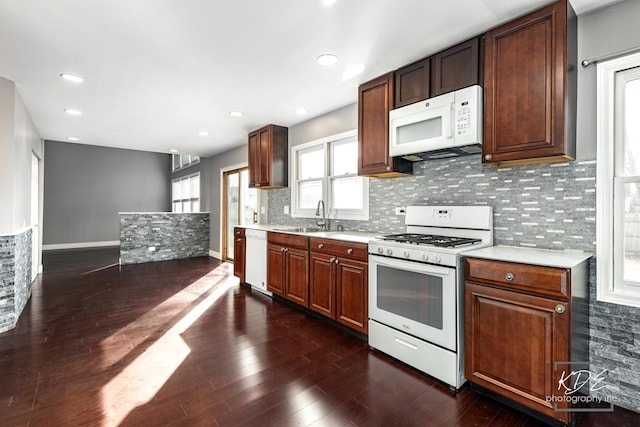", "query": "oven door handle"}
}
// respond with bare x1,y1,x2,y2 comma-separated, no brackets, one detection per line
369,254,452,276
